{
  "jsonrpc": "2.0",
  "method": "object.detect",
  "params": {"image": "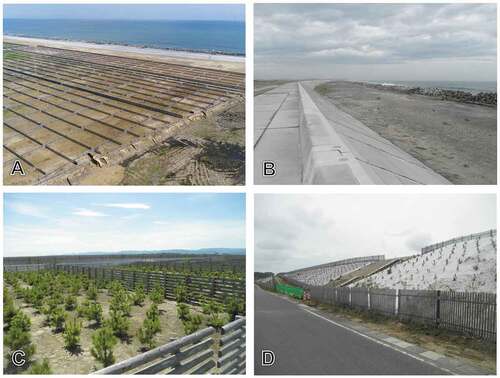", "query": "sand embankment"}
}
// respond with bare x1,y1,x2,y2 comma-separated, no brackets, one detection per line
316,81,496,184
4,35,245,73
